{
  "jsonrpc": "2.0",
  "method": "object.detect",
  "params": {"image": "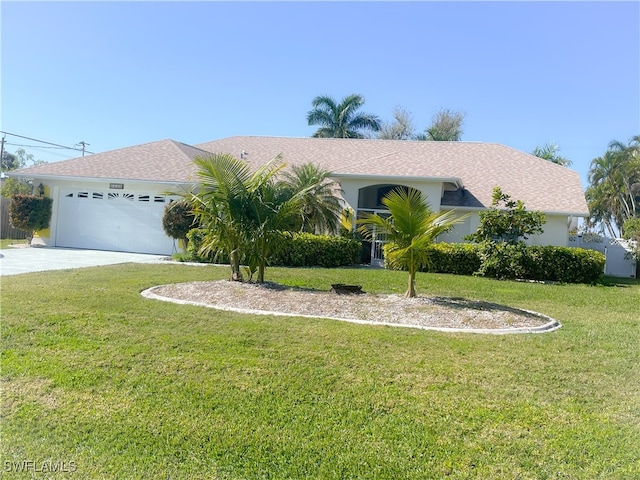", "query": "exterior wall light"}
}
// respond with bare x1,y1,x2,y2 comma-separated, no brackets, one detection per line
38,183,45,196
